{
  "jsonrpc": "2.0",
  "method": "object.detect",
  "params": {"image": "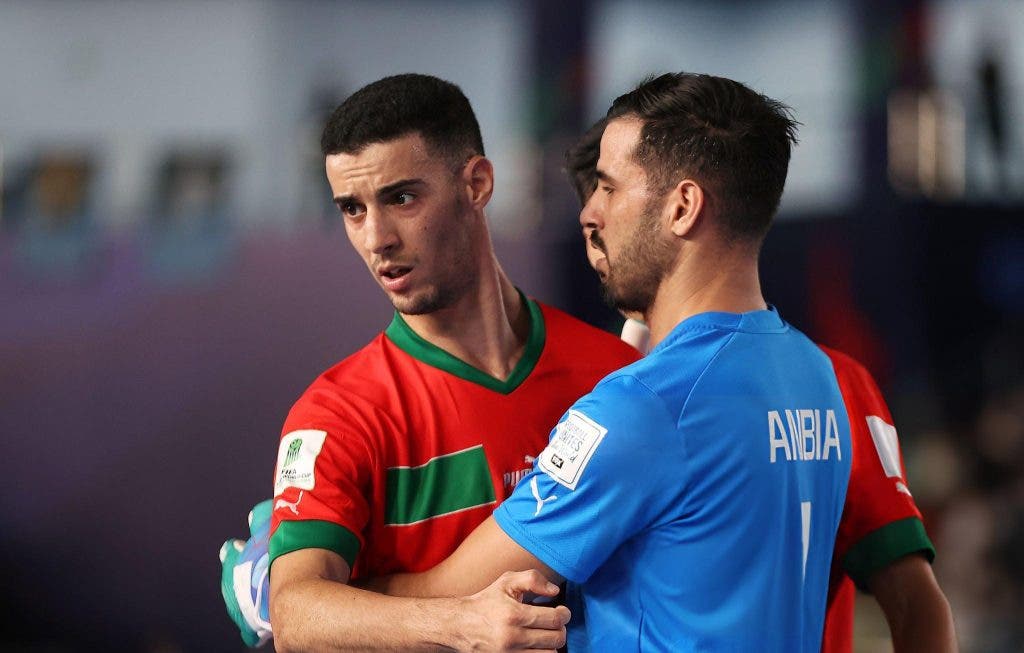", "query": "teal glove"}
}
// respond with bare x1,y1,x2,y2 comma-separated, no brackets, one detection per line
219,500,273,647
